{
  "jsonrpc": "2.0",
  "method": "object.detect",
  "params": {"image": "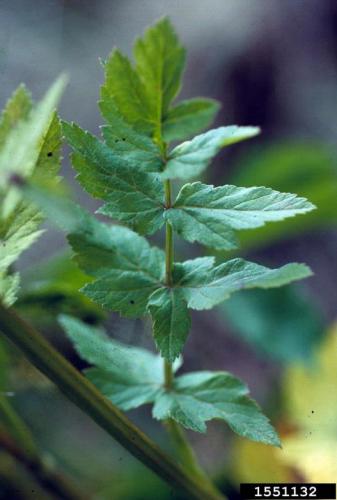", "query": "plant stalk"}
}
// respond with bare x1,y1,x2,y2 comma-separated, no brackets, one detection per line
0,303,225,500
164,179,173,287
163,180,222,497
